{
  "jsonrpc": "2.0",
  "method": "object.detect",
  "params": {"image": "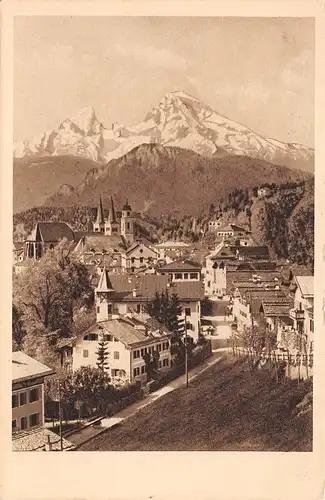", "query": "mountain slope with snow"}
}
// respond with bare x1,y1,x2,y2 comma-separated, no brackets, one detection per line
14,91,314,171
